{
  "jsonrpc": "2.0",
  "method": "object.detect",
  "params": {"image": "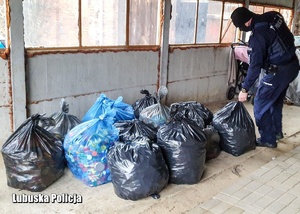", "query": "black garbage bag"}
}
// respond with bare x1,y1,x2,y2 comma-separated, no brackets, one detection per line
169,102,205,128
203,125,221,161
115,119,157,142
170,101,213,126
157,113,207,184
212,101,256,156
107,138,169,201
139,86,170,128
132,89,158,119
139,102,170,128
1,114,65,192
41,99,81,141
